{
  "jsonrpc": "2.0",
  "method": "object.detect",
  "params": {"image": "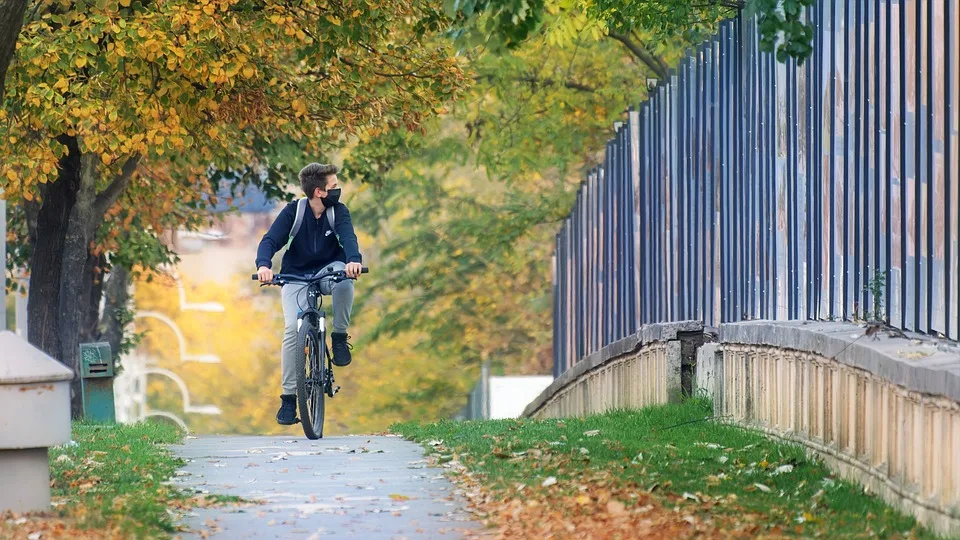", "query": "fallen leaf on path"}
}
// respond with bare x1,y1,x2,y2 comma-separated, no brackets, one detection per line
541,477,557,487
607,500,626,515
898,349,933,359
752,483,772,493
390,494,411,501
